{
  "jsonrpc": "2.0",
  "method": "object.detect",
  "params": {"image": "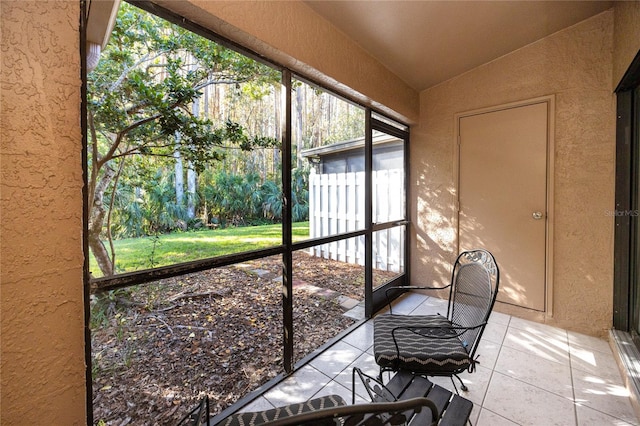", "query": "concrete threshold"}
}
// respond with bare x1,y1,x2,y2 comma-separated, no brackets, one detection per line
610,329,640,422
